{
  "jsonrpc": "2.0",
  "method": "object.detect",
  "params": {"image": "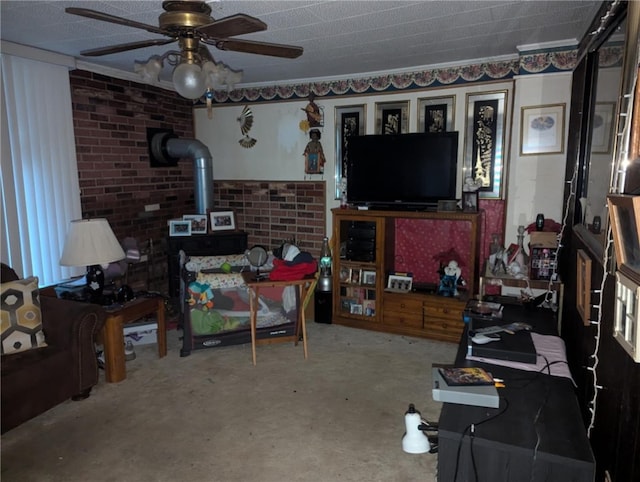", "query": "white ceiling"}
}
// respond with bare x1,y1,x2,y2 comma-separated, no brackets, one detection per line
0,1,601,86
